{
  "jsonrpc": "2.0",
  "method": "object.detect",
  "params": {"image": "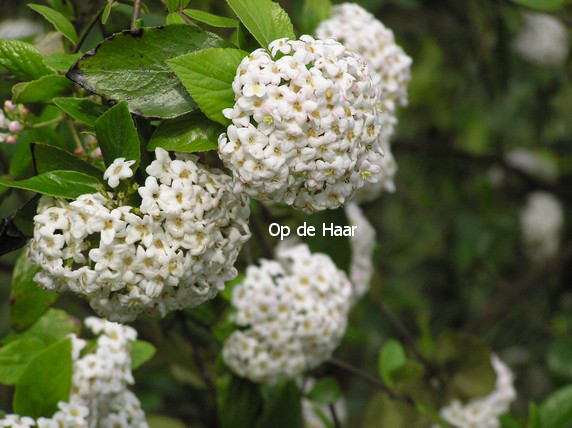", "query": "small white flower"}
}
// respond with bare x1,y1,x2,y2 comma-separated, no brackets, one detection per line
514,12,568,67
103,158,136,188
